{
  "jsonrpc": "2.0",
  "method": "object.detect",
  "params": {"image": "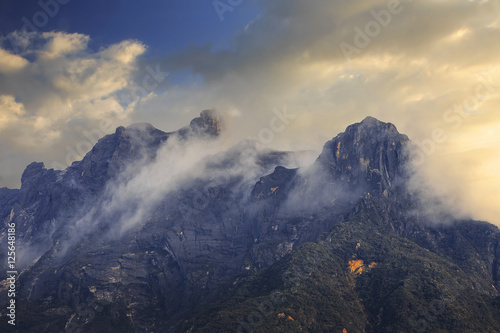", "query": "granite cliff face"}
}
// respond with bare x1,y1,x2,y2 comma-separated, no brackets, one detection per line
0,113,499,332
316,116,409,193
